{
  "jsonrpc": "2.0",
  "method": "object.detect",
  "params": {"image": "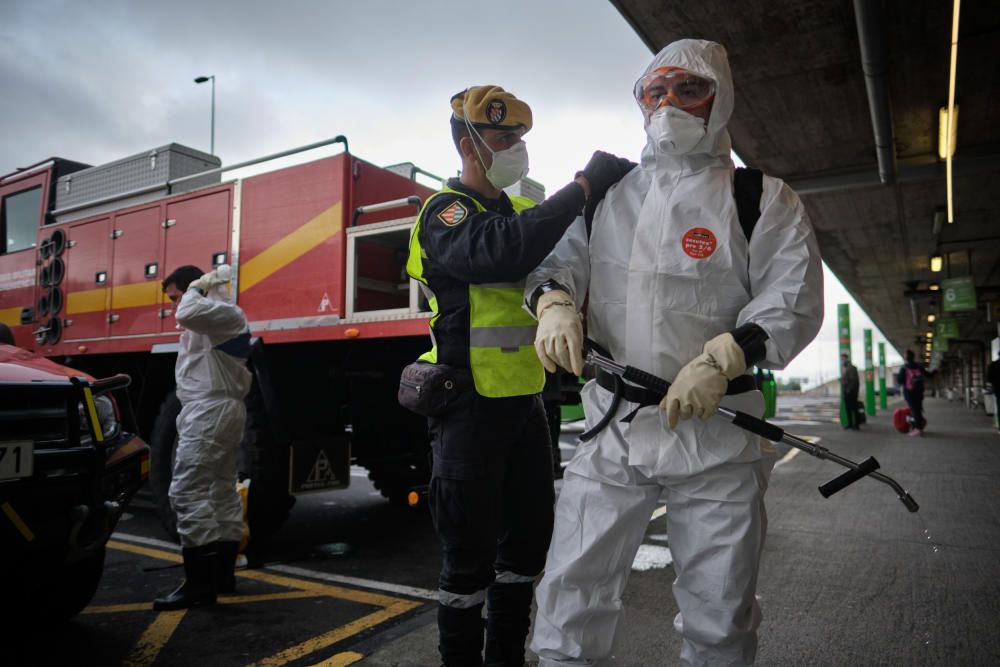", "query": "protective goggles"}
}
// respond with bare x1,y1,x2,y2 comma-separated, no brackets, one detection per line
634,67,716,113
